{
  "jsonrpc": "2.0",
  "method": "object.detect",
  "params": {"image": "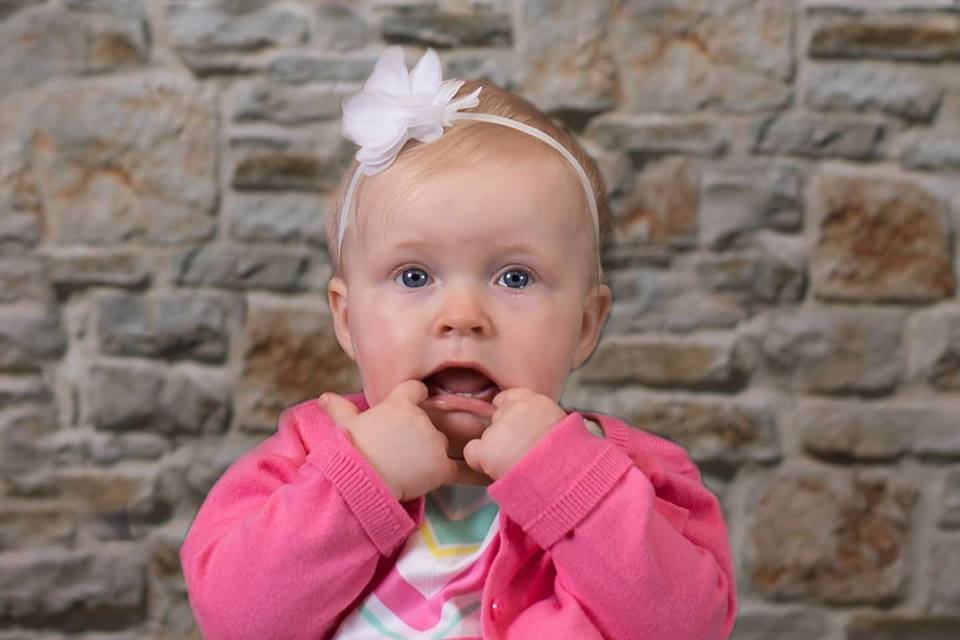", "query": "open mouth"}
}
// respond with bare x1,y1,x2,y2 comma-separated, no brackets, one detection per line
421,366,500,415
